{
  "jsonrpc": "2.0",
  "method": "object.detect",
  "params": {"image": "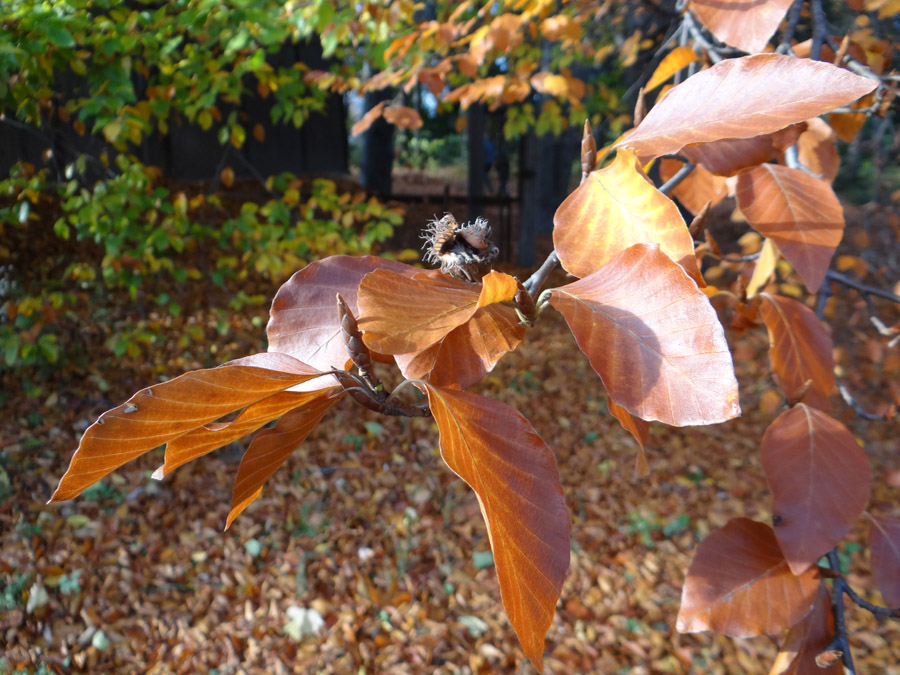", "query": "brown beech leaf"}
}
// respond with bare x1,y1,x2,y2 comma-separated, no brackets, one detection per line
358,269,482,355
760,404,871,575
677,518,820,637
868,515,900,607
659,159,728,215
267,255,417,371
645,46,699,92
477,270,519,308
382,104,424,130
227,392,342,528
681,124,805,176
769,584,841,675
794,118,840,183
50,356,325,502
157,389,337,478
617,54,876,161
395,303,525,388
421,383,571,671
689,0,793,53
736,164,844,293
607,399,651,477
351,100,387,136
553,148,703,284
759,294,835,410
549,243,740,426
